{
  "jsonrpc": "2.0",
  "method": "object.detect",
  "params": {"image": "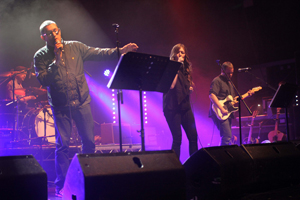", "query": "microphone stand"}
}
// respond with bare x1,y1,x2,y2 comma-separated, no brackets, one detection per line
113,23,123,152
216,60,252,145
244,70,277,91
